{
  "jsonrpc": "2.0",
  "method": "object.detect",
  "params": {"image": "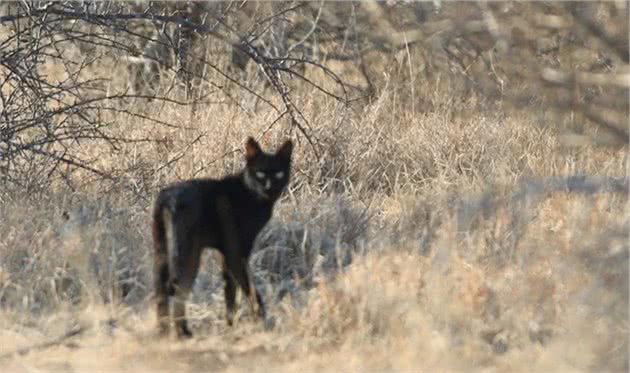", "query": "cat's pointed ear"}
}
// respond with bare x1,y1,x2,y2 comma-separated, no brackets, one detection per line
245,137,261,161
276,140,293,160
